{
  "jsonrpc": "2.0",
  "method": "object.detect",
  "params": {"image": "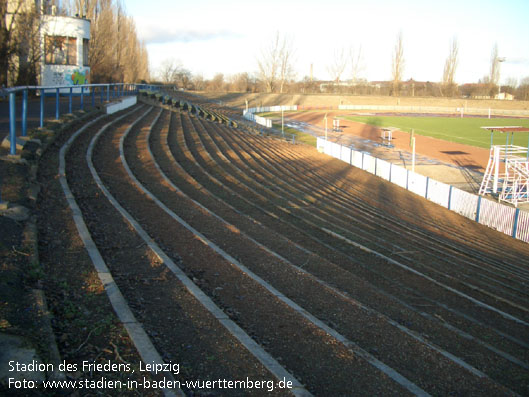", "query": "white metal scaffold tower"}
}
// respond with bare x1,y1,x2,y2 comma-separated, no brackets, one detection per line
479,126,529,207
